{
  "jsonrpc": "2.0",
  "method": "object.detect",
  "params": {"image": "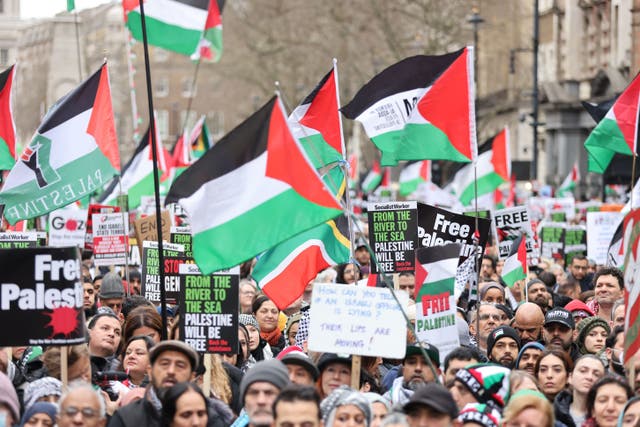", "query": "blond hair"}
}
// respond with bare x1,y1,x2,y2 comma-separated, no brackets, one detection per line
502,390,554,427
